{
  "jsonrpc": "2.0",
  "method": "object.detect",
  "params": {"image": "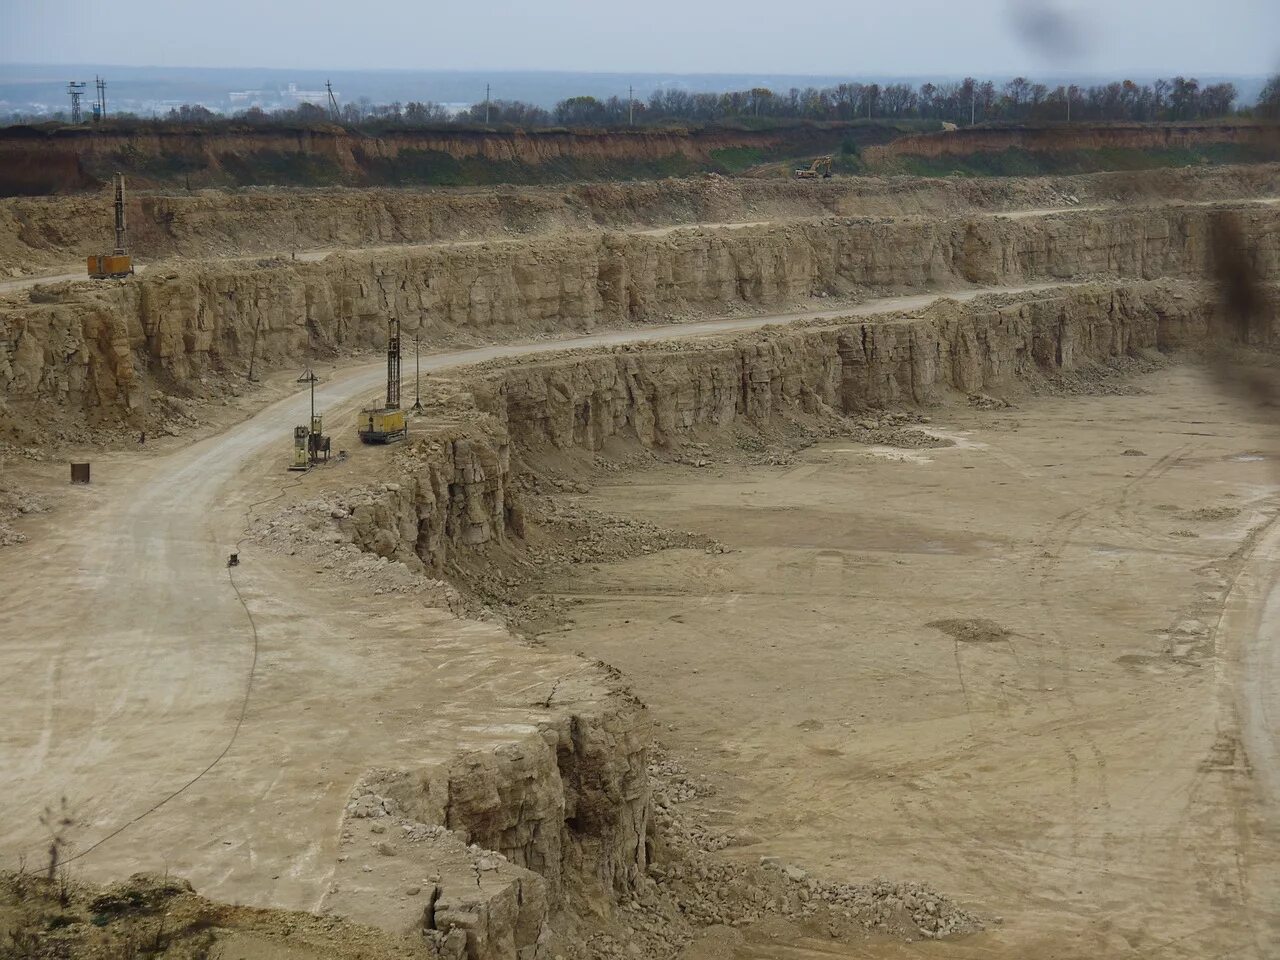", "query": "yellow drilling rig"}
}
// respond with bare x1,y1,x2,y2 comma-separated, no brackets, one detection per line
87,174,135,279
358,317,408,444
